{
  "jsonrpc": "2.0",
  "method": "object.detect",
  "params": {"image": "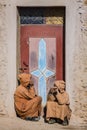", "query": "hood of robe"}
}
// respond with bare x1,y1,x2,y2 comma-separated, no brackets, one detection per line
18,73,32,87
54,80,65,90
